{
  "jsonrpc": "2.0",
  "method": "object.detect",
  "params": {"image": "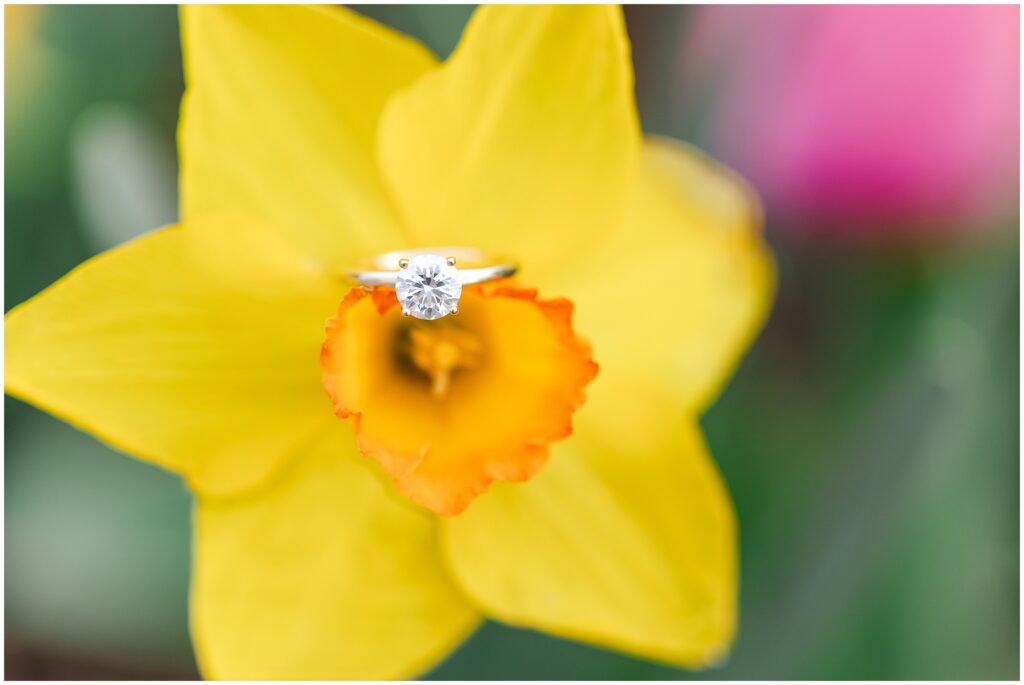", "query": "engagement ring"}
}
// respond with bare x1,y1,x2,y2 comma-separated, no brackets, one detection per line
348,248,517,320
